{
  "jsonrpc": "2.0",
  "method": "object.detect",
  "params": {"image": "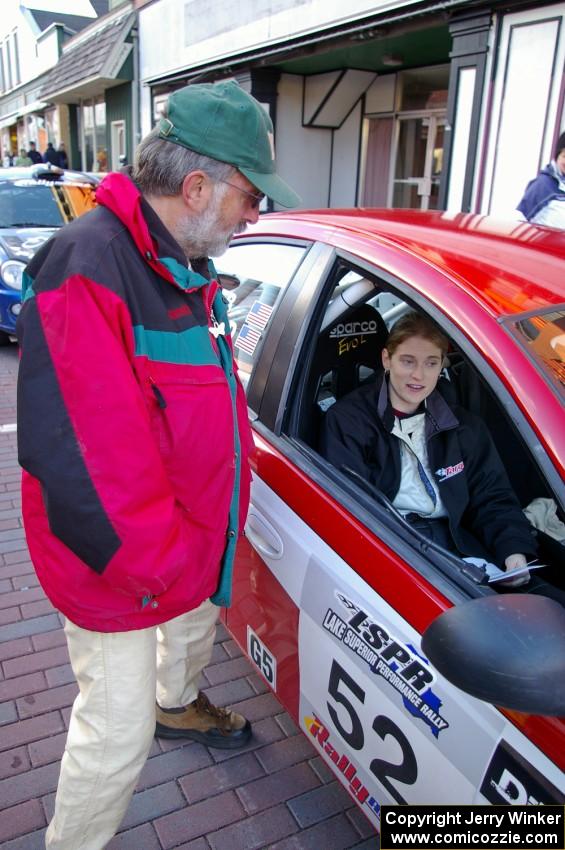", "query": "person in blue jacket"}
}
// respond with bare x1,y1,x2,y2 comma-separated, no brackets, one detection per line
517,131,565,228
42,141,59,166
